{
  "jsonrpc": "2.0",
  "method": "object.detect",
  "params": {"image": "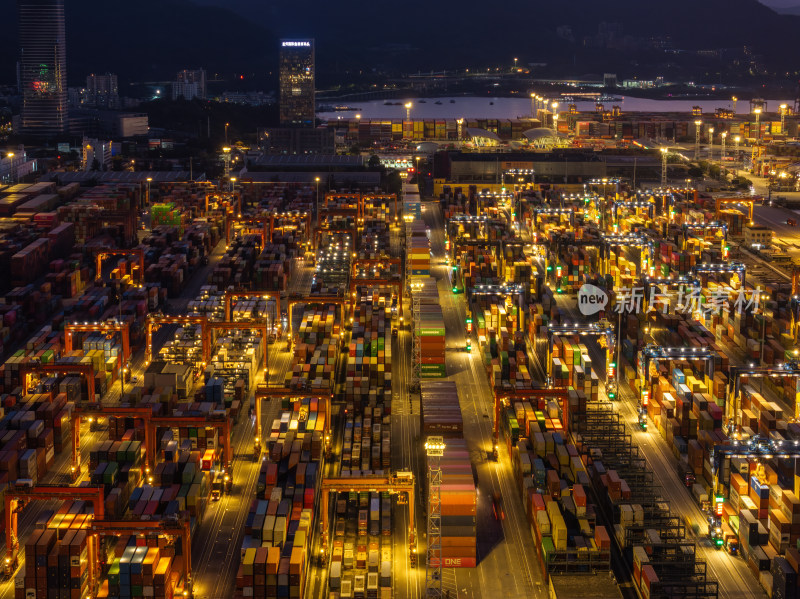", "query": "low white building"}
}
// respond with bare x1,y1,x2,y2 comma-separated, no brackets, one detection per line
744,223,772,247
